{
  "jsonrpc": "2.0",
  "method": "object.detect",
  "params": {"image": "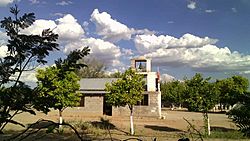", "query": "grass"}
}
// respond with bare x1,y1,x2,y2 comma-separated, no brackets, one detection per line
208,130,247,140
